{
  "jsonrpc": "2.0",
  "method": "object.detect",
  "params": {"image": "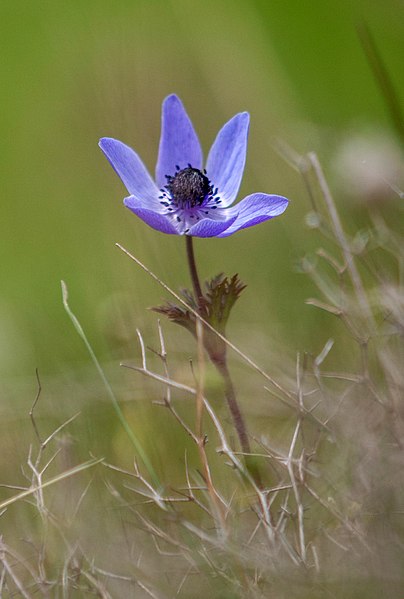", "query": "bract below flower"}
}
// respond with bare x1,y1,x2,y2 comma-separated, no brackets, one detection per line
99,94,289,238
